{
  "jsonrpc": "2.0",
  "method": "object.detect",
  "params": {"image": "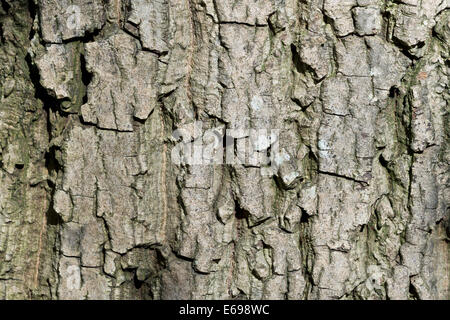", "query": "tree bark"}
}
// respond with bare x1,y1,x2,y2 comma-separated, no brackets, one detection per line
0,0,448,300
